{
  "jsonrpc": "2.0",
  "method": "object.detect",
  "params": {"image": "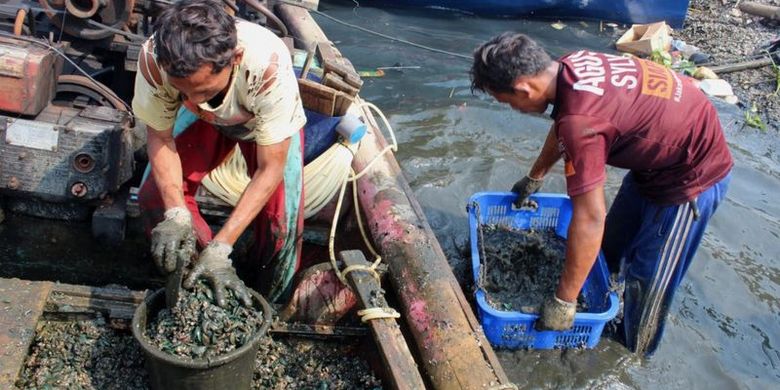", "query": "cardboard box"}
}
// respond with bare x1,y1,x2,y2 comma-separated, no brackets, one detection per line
615,22,673,56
